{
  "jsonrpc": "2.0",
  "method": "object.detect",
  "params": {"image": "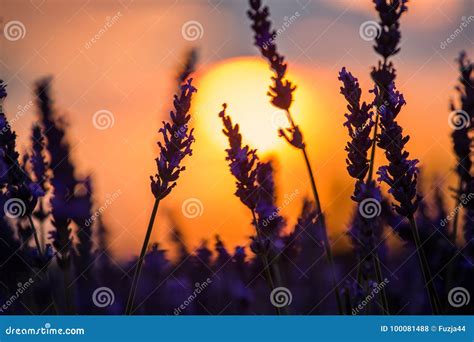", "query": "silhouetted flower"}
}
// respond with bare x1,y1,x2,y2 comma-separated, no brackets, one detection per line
339,67,375,181
35,78,75,264
373,0,408,59
150,79,196,200
255,161,284,235
219,104,259,209
30,124,49,193
451,51,473,187
371,0,408,92
376,83,420,217
247,0,295,110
